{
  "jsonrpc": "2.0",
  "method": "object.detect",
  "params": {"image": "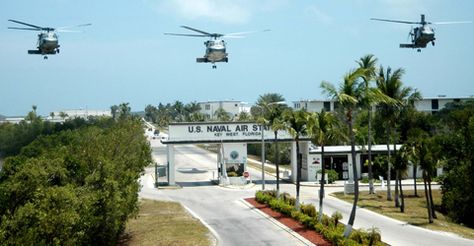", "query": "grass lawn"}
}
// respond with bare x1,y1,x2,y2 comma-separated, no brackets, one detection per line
120,199,214,246
332,189,474,240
